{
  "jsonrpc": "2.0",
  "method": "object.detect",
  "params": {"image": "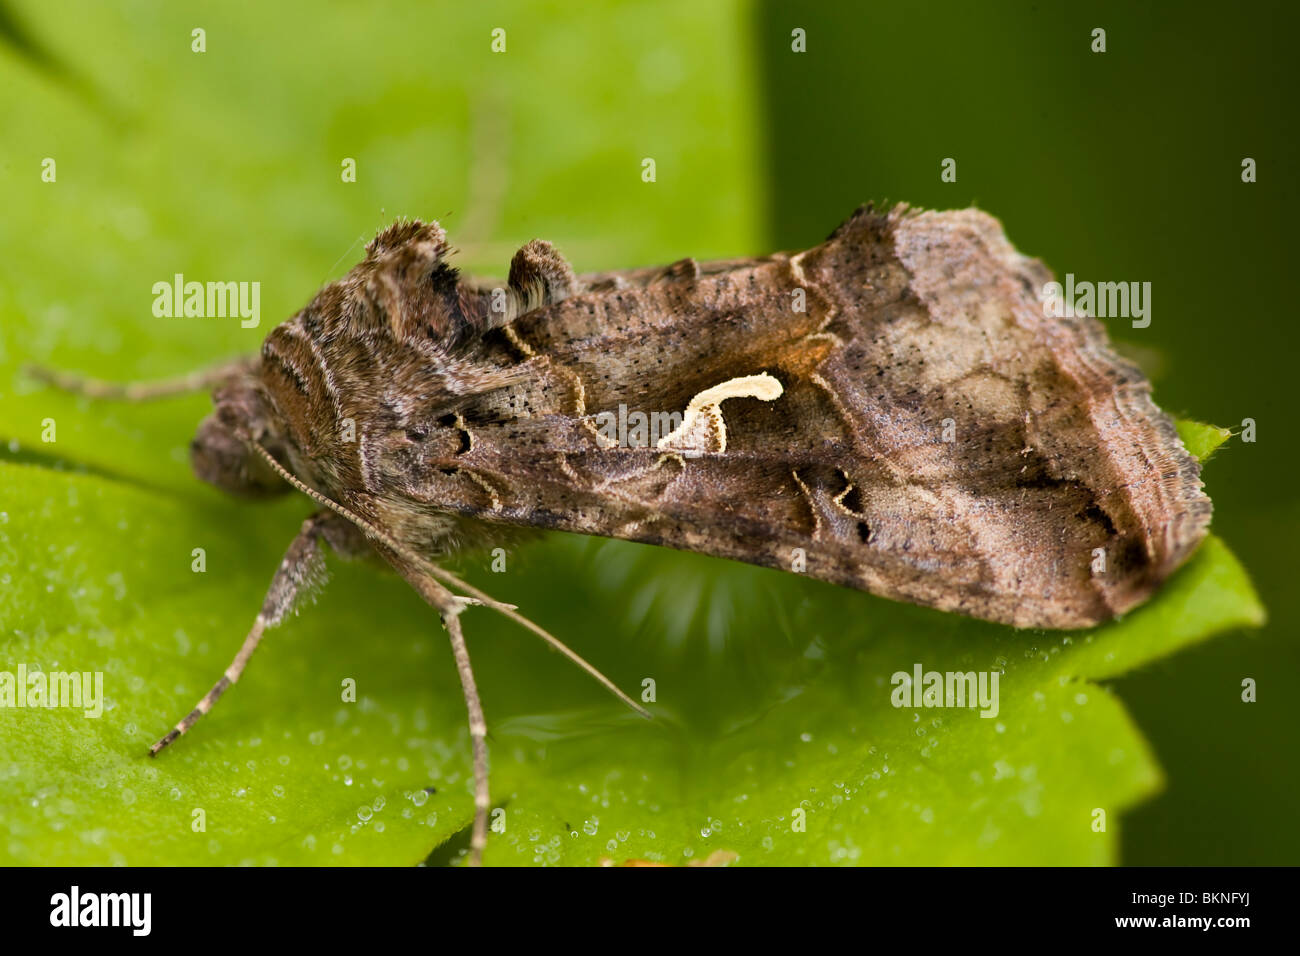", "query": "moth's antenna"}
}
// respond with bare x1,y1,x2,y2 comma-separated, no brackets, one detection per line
25,357,251,402
243,434,452,582
243,438,651,719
